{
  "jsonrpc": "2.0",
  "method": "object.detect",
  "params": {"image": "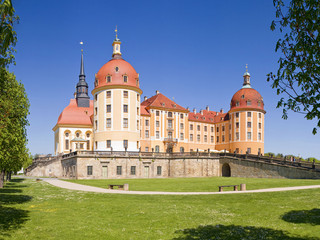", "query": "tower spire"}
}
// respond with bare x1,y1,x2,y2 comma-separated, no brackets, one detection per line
112,26,122,59
242,64,251,88
76,44,90,107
